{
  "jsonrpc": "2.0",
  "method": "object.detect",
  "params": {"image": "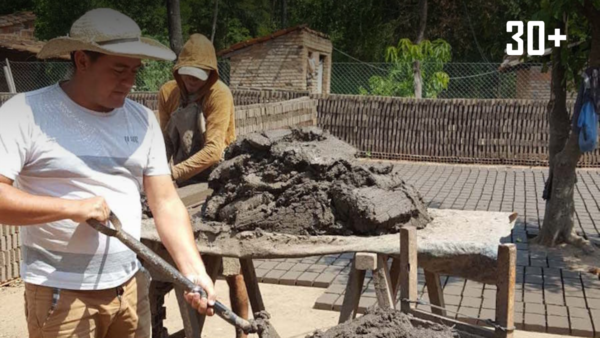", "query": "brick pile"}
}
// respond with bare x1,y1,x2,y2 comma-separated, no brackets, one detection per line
0,224,20,283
